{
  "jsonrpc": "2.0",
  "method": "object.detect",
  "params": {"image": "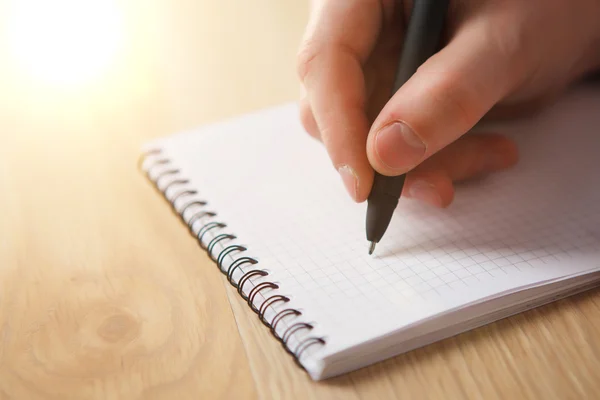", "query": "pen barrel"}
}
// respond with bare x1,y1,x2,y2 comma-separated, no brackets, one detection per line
365,0,449,246
366,173,407,242
370,172,407,198
394,0,450,91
